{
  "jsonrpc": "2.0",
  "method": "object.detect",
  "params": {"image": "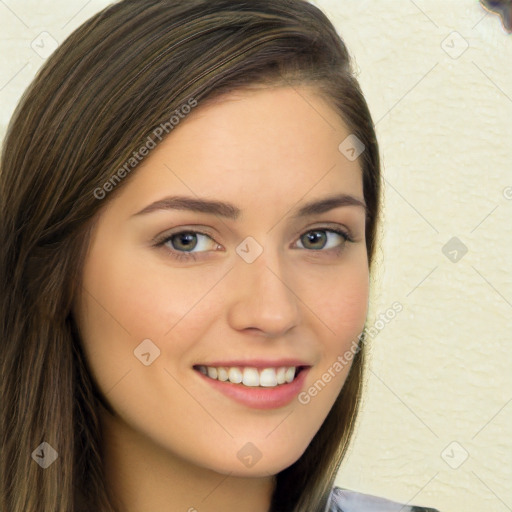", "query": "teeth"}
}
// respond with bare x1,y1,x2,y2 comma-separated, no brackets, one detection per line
242,368,259,387
217,367,229,381
197,365,299,387
276,367,286,384
259,368,278,387
285,367,295,383
228,367,243,384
